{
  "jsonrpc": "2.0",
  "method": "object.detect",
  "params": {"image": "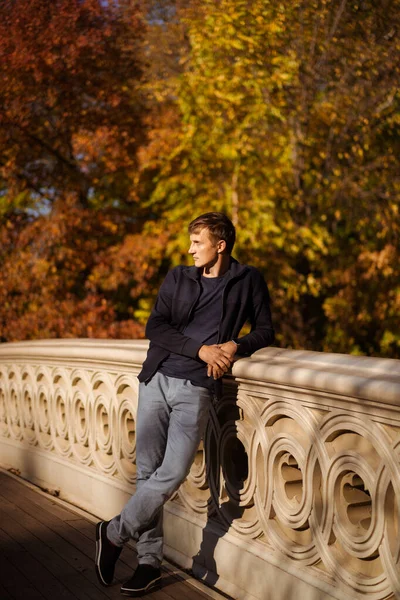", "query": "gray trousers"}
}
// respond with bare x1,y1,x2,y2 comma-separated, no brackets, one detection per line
107,372,211,567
